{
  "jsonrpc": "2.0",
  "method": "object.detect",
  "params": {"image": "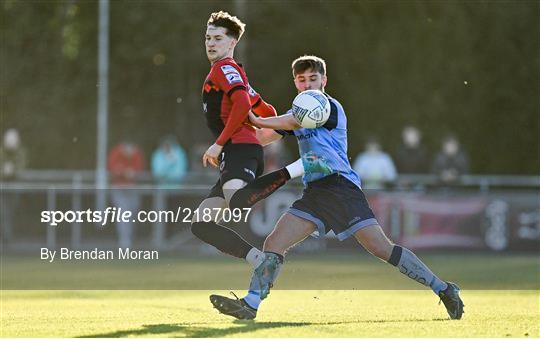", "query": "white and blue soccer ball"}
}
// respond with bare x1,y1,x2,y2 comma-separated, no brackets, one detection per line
291,89,331,128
